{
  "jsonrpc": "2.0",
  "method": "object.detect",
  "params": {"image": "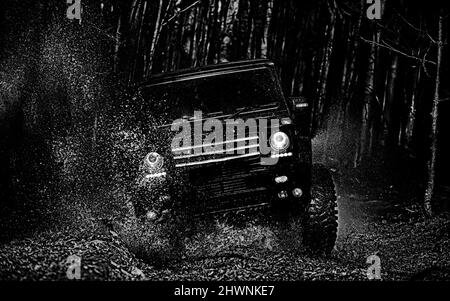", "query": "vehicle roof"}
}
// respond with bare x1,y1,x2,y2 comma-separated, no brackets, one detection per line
138,59,276,89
